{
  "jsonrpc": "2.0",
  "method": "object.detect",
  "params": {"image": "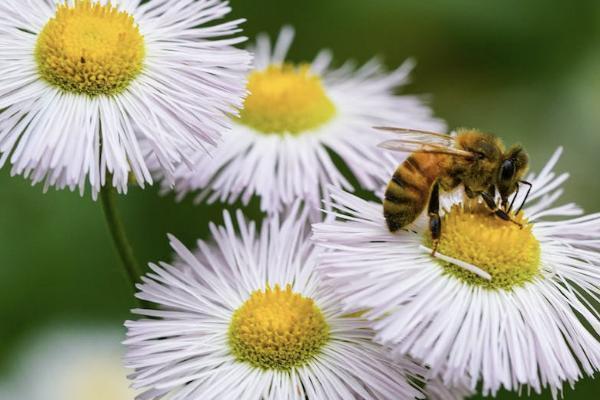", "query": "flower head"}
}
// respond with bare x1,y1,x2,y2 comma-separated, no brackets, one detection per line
0,0,250,197
125,206,422,399
313,148,600,396
154,26,444,214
